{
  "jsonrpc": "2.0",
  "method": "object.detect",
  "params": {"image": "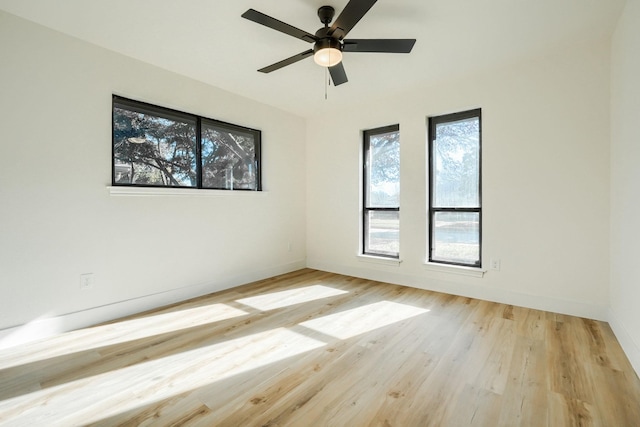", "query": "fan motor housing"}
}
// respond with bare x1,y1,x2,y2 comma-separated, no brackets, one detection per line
313,37,342,55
